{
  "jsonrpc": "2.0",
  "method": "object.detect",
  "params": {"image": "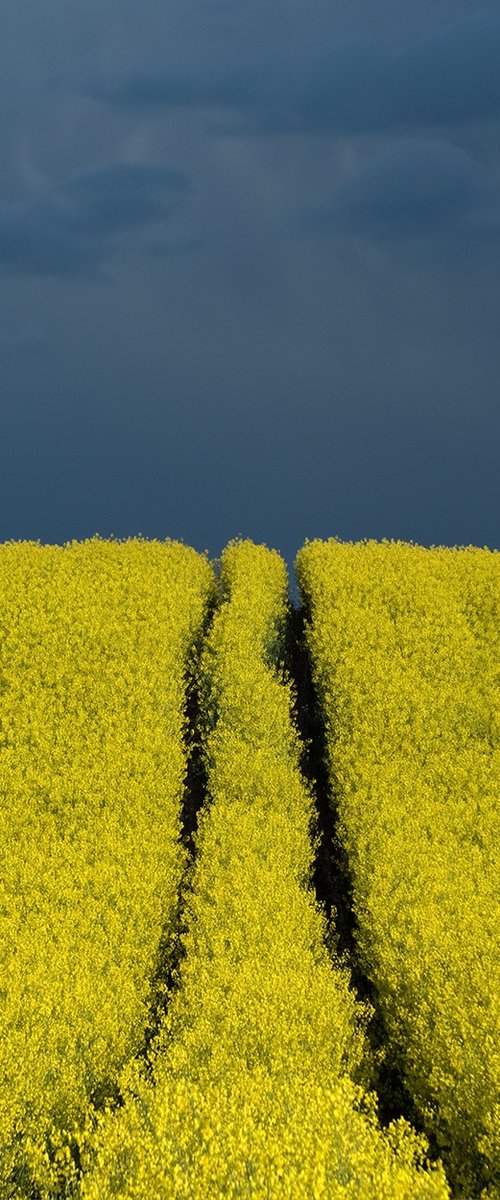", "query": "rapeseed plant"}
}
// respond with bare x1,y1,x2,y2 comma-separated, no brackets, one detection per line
296,537,500,1199
0,536,215,1197
80,540,449,1199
